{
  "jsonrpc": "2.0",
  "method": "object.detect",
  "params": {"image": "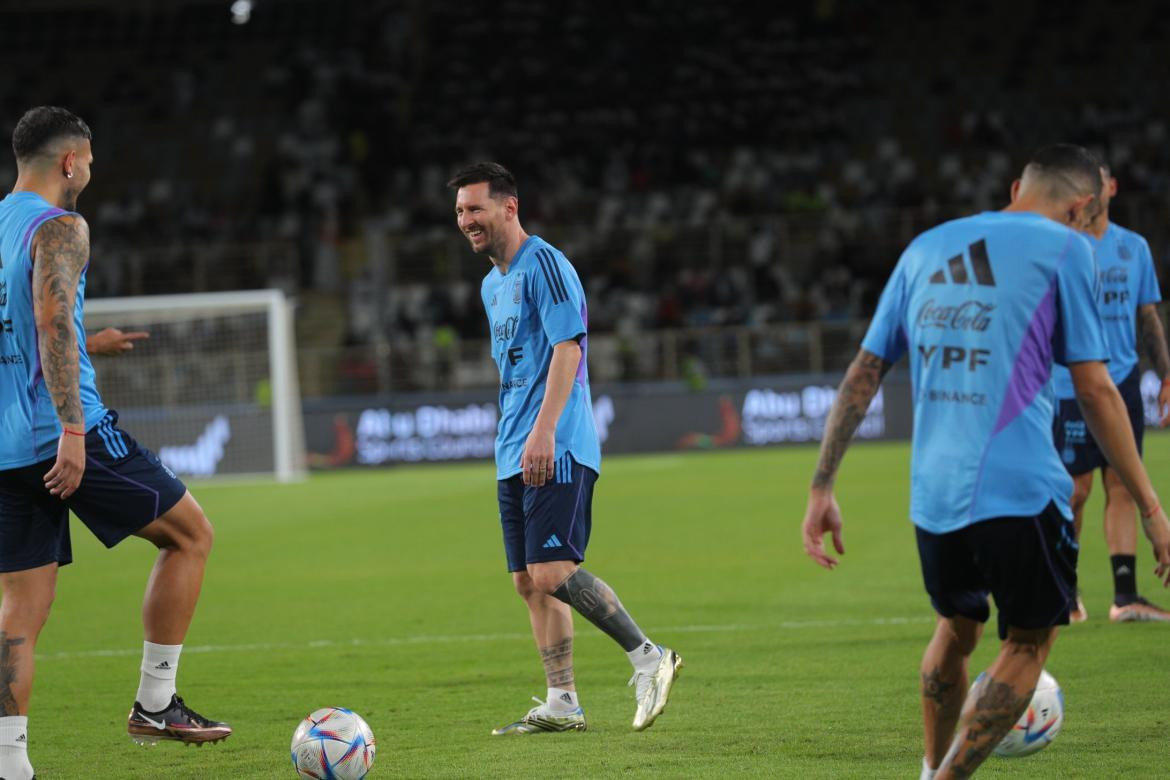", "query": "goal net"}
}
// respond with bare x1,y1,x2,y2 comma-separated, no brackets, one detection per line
84,290,306,482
